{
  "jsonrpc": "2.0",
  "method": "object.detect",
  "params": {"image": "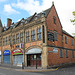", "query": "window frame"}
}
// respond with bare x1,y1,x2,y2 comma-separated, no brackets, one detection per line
53,16,56,24
37,28,42,40
31,30,35,41
20,32,24,43
16,33,19,44
60,49,63,58
65,36,67,44
26,31,30,42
